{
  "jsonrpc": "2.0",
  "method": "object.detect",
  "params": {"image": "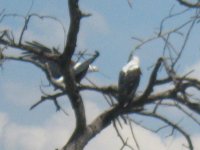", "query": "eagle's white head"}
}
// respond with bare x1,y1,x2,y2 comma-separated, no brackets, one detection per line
122,56,140,73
